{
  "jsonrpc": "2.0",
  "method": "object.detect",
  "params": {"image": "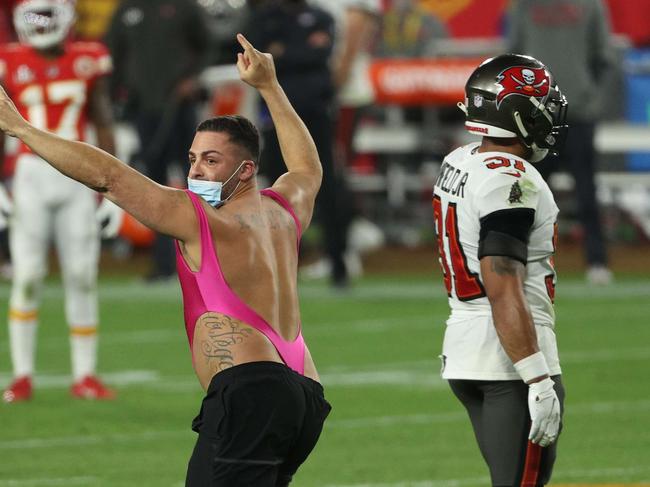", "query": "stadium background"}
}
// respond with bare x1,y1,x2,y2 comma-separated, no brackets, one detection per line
1,0,650,485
